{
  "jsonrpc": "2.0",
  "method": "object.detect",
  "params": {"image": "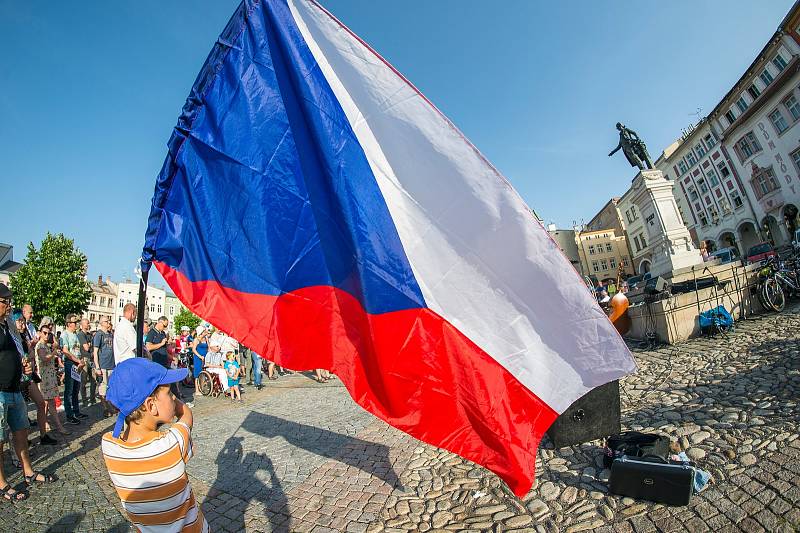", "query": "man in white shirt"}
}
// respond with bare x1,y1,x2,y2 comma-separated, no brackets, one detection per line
113,303,138,365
